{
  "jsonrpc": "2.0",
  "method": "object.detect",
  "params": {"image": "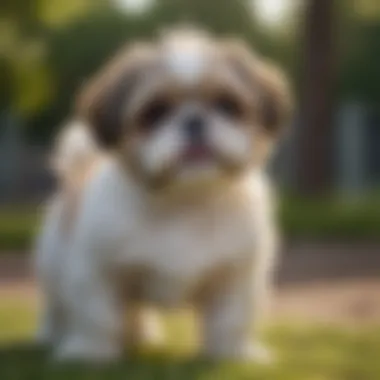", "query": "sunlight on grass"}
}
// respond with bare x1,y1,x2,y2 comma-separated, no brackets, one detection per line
1,299,380,379
0,298,37,344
